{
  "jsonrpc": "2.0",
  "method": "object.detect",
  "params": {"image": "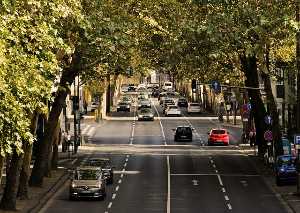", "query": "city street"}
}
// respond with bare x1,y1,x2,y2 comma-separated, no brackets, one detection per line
38,91,293,213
